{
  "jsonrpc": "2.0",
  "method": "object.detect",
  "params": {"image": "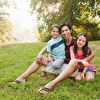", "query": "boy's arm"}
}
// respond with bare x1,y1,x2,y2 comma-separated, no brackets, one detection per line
37,46,47,59
36,46,47,64
47,53,52,62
